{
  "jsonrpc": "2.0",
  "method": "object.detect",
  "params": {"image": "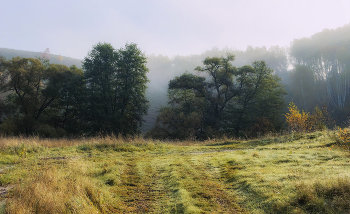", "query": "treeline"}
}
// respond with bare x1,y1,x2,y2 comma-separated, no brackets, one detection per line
288,24,350,124
0,43,149,137
146,55,285,139
1,23,350,139
144,45,289,132
146,24,350,139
